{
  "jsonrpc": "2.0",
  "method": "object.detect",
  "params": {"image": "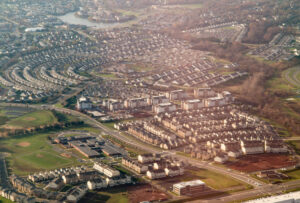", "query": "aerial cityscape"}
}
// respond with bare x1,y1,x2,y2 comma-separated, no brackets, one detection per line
0,0,299,202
